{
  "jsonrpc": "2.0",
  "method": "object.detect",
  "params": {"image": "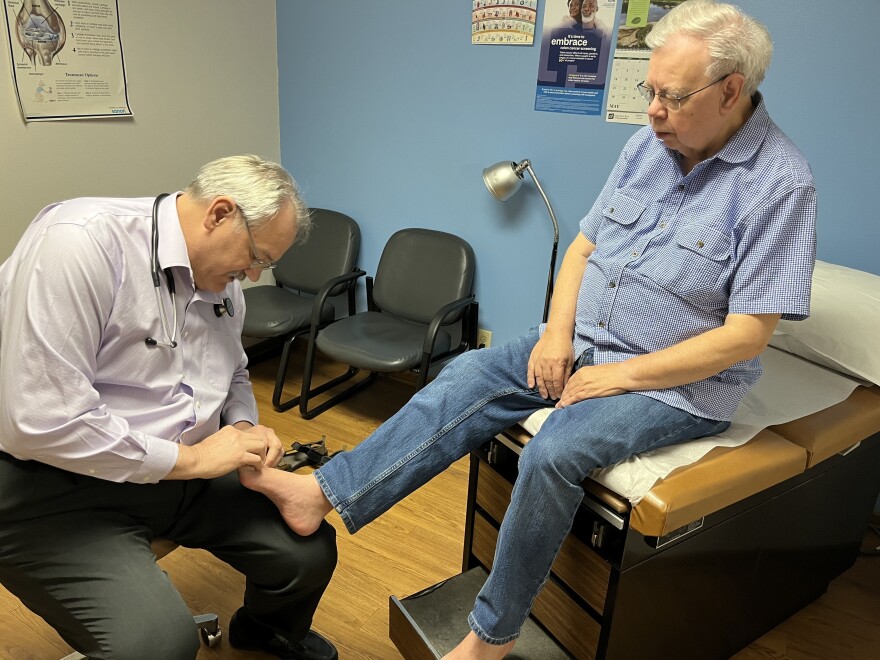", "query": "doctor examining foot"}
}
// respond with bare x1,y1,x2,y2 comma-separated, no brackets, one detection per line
0,155,338,660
